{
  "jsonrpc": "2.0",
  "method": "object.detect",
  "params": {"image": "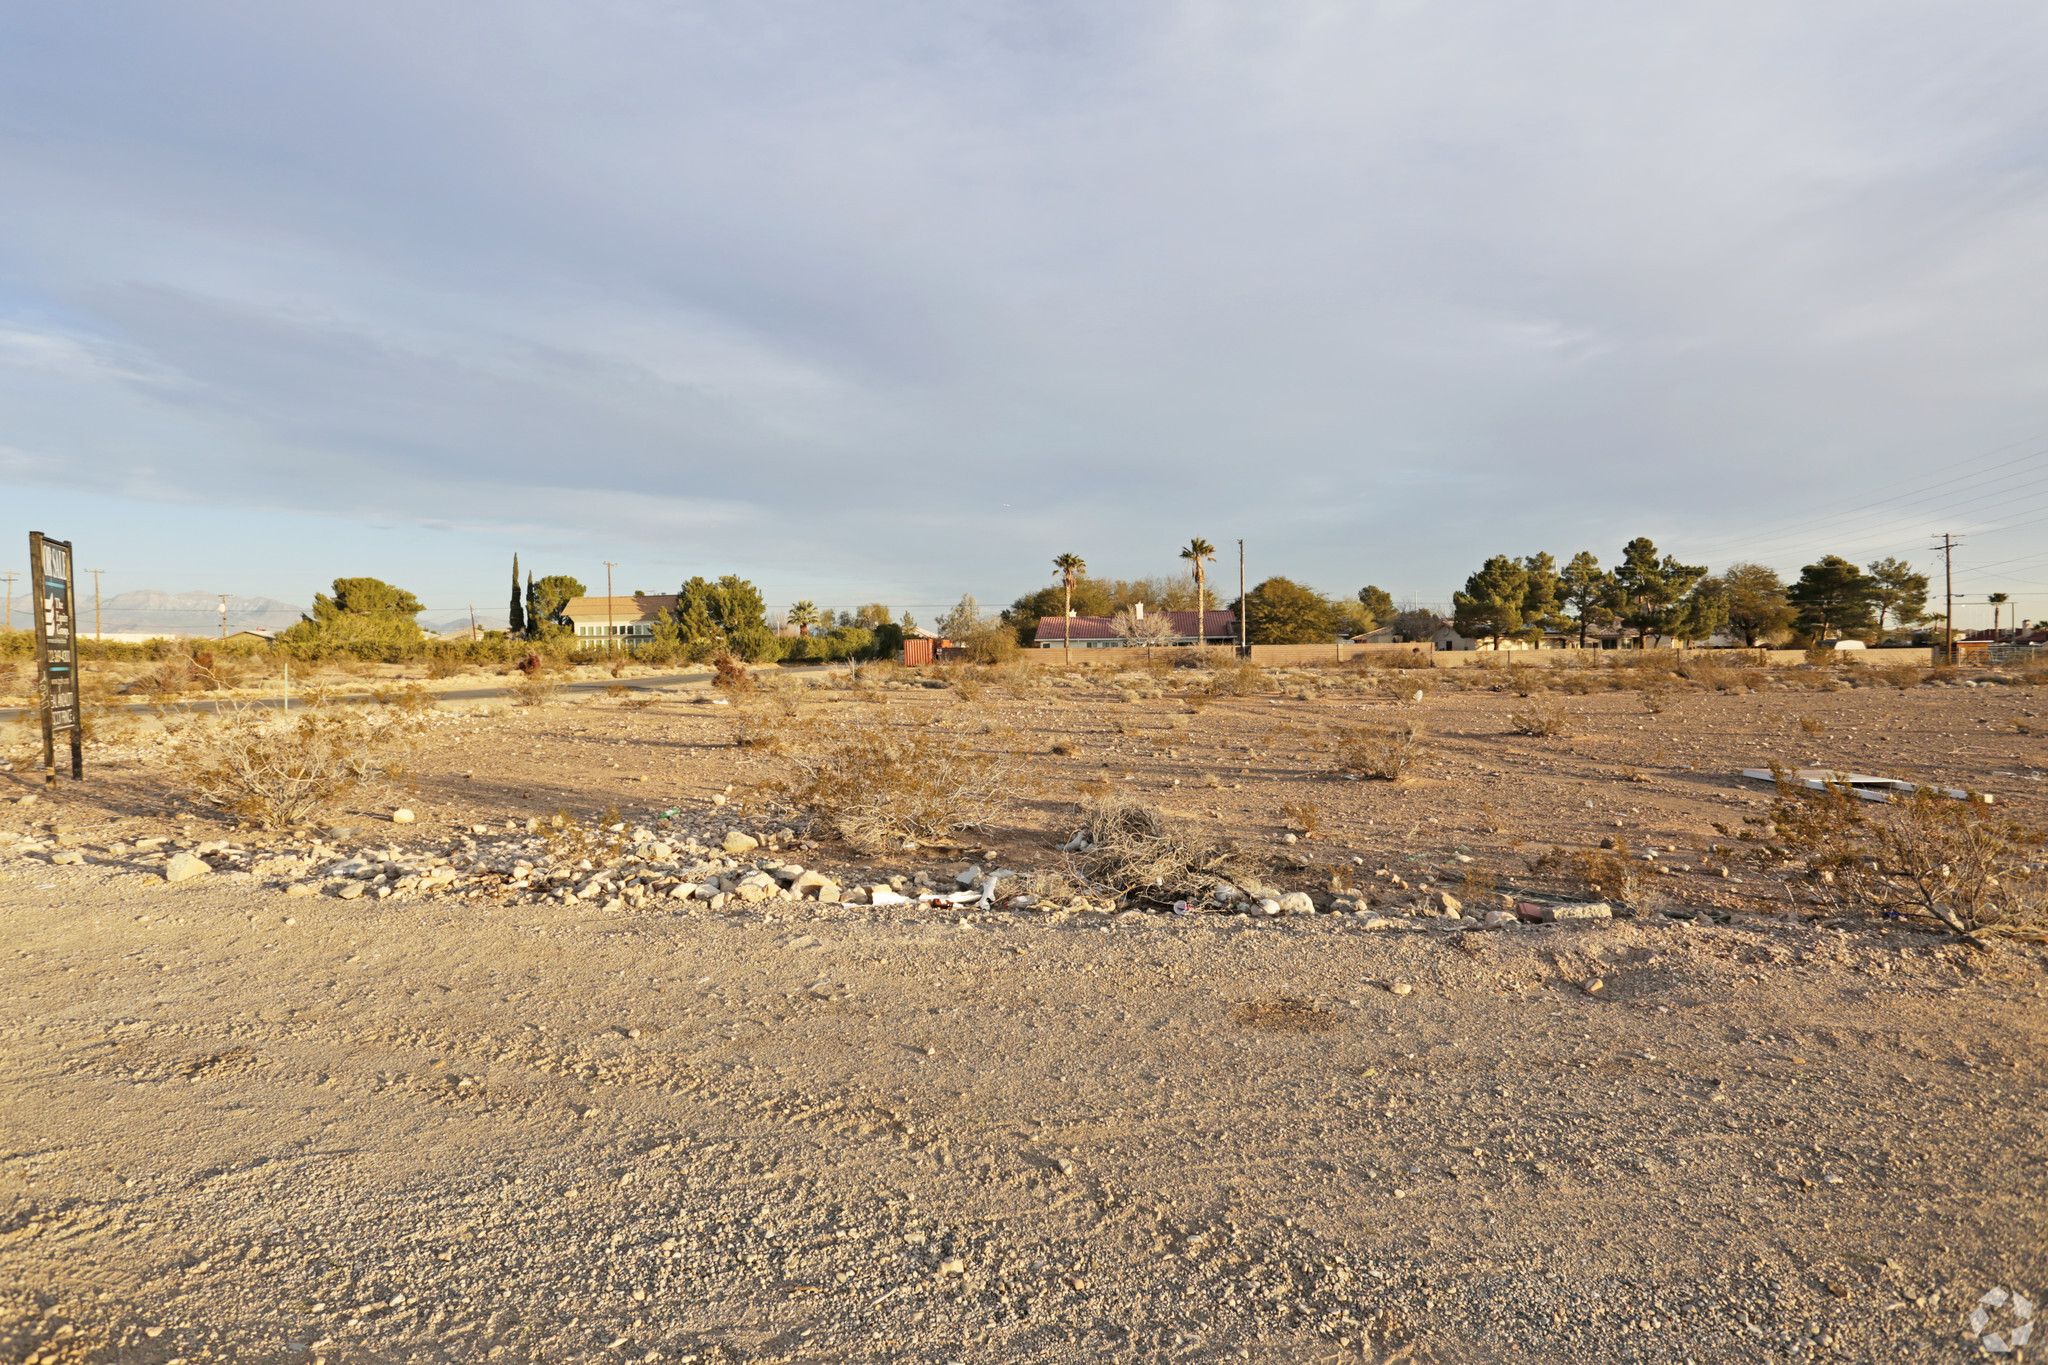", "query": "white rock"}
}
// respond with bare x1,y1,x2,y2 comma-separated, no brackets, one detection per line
722,830,759,855
1256,898,1282,916
1277,892,1315,915
391,809,416,824
284,883,315,898
163,852,210,883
